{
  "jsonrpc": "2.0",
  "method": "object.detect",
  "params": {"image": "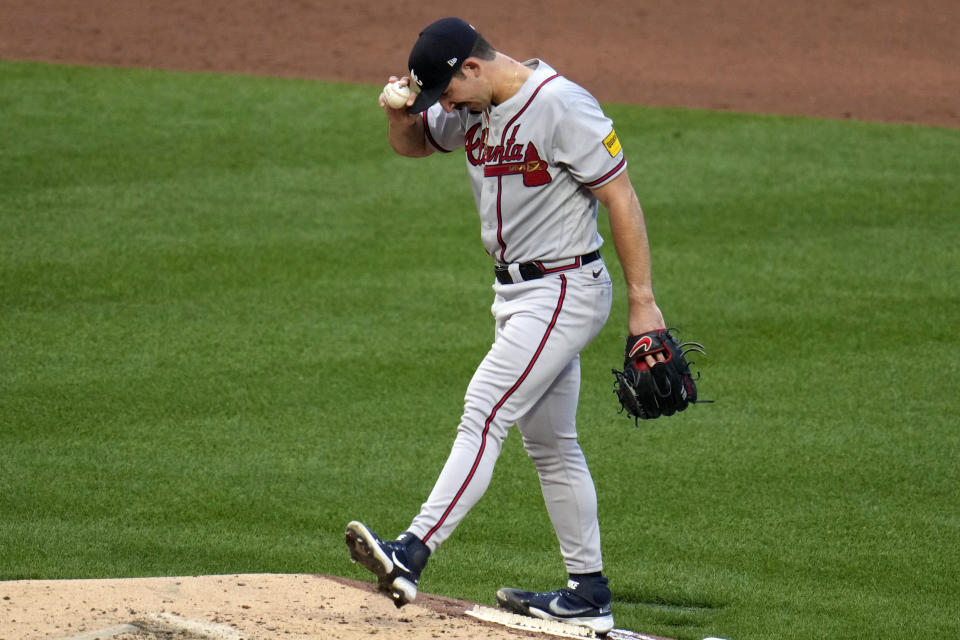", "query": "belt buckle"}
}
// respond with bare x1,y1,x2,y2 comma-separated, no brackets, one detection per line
537,256,579,272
